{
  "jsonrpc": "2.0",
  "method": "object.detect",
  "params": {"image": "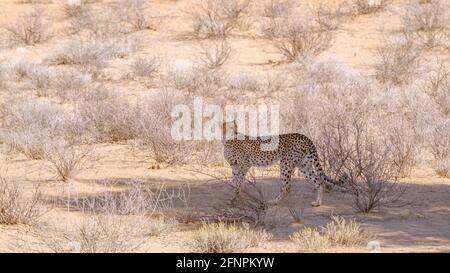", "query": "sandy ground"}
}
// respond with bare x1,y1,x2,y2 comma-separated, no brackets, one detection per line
0,0,449,253
1,144,449,253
